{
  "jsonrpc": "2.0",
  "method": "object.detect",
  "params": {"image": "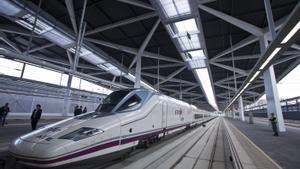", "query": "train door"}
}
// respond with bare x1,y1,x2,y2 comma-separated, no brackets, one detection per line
162,101,167,128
